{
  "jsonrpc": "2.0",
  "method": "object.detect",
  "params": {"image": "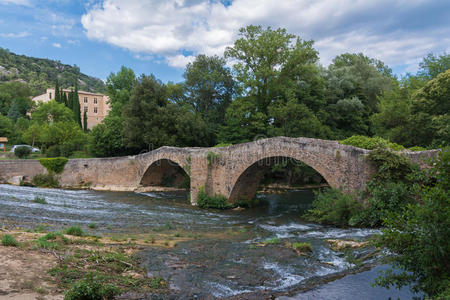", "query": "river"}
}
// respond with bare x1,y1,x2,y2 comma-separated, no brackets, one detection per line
0,184,420,299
